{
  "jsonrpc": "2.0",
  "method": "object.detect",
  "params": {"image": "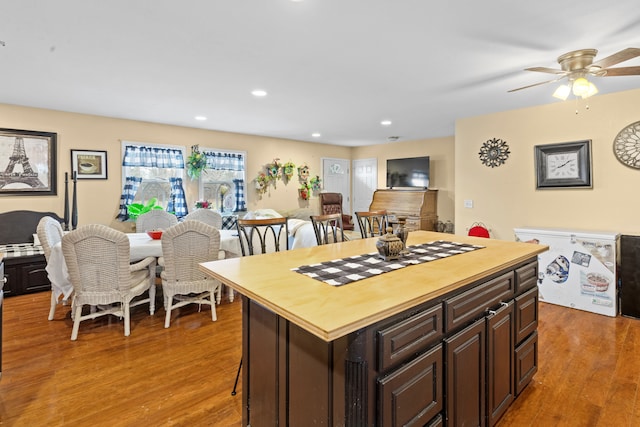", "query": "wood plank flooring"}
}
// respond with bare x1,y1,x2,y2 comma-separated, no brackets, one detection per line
0,290,243,426
2,291,640,426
